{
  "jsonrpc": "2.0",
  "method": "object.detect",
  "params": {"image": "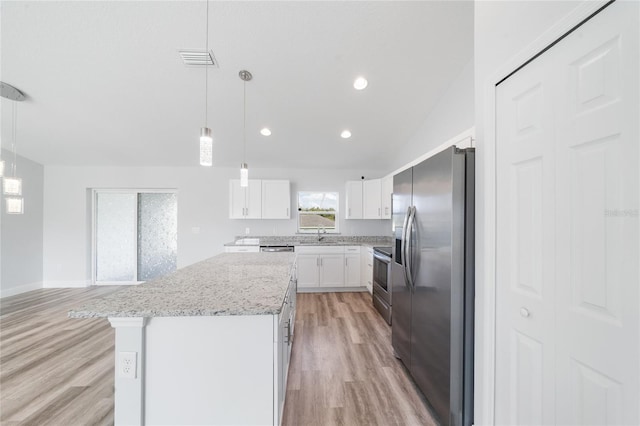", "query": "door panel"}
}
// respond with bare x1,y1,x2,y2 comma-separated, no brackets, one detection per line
496,2,639,425
319,255,344,287
496,37,556,425
555,3,638,424
391,167,413,366
296,255,319,288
